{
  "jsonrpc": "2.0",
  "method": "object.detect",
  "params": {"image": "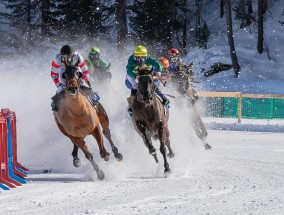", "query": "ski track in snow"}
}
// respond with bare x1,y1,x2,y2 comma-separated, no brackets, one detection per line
1,131,284,215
